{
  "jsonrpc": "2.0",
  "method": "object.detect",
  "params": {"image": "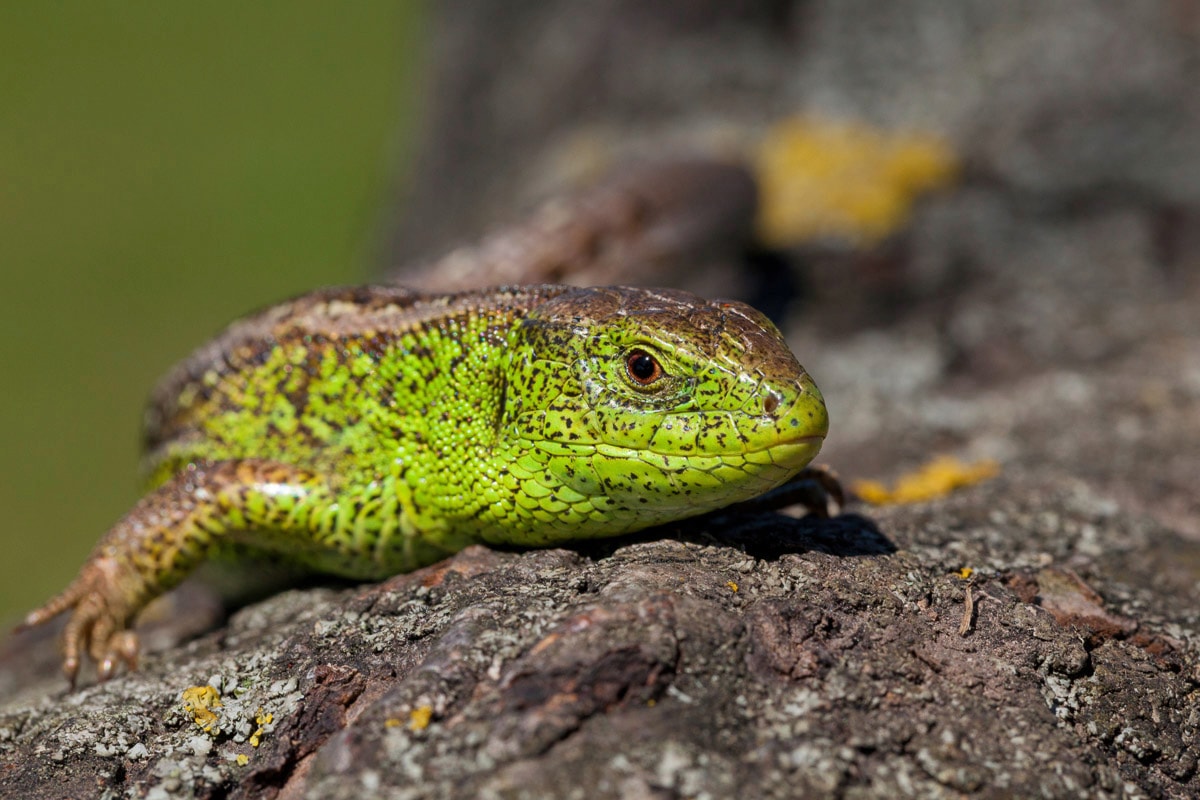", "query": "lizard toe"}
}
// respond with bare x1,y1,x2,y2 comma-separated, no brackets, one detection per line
60,593,107,686
18,581,88,632
98,631,140,681
792,465,845,518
